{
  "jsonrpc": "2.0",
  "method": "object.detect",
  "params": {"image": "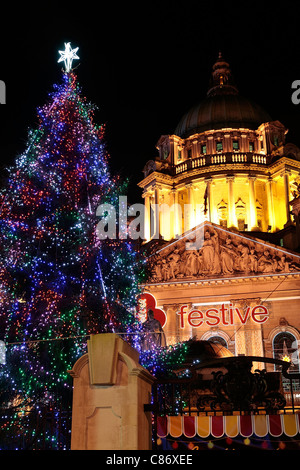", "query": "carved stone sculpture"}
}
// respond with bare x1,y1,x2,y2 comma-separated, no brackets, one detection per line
149,223,300,282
